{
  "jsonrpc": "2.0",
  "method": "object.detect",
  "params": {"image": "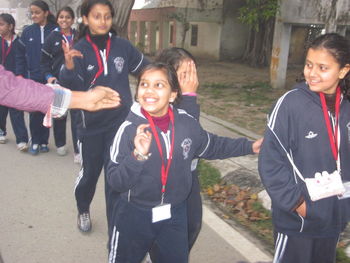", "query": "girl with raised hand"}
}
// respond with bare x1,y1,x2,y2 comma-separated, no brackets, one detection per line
154,47,202,252
0,13,29,150
16,0,56,155
59,0,149,233
258,33,350,263
41,6,79,159
107,62,261,263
